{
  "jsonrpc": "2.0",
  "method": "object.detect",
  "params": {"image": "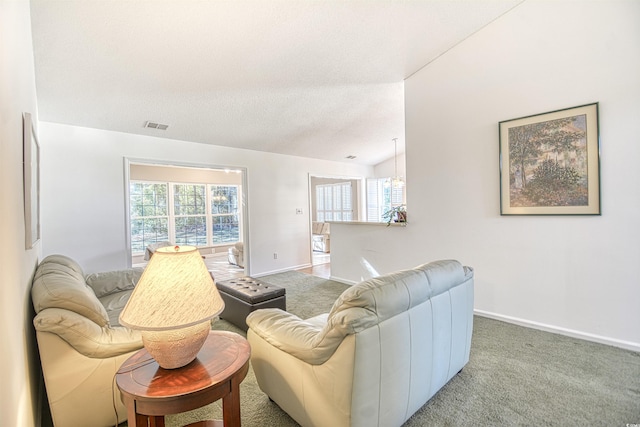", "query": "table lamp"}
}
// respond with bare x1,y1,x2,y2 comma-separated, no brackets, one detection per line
119,245,224,369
